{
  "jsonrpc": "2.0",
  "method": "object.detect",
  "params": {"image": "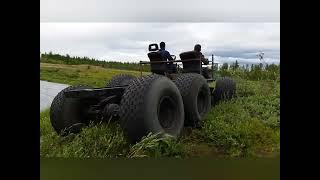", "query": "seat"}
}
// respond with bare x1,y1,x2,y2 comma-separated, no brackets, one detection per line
179,51,202,73
147,52,168,75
